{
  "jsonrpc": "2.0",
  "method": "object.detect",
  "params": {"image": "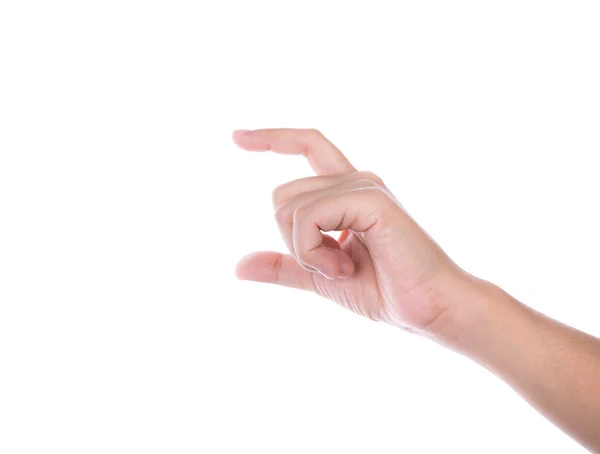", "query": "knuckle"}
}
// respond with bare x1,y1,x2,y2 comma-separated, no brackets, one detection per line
307,128,325,139
358,171,384,186
353,178,379,188
293,205,308,222
274,203,290,225
271,183,288,207
365,185,392,203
